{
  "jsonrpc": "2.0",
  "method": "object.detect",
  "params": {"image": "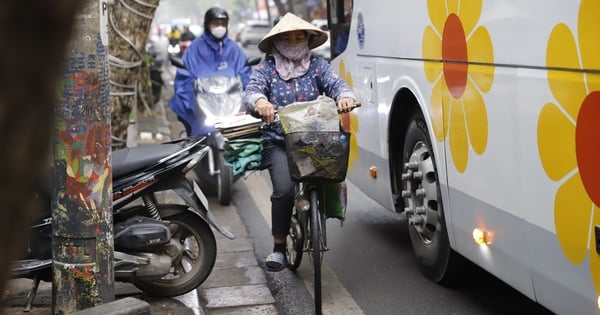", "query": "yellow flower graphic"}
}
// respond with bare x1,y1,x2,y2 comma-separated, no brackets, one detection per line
338,59,359,170
538,0,600,294
422,0,494,172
